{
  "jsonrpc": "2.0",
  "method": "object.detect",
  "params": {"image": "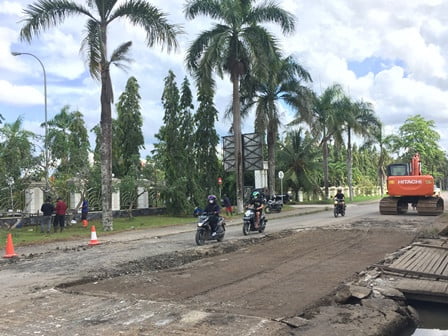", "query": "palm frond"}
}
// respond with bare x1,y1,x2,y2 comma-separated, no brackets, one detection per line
111,0,181,52
80,19,102,81
184,0,222,20
110,41,133,71
249,1,296,34
20,0,93,42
